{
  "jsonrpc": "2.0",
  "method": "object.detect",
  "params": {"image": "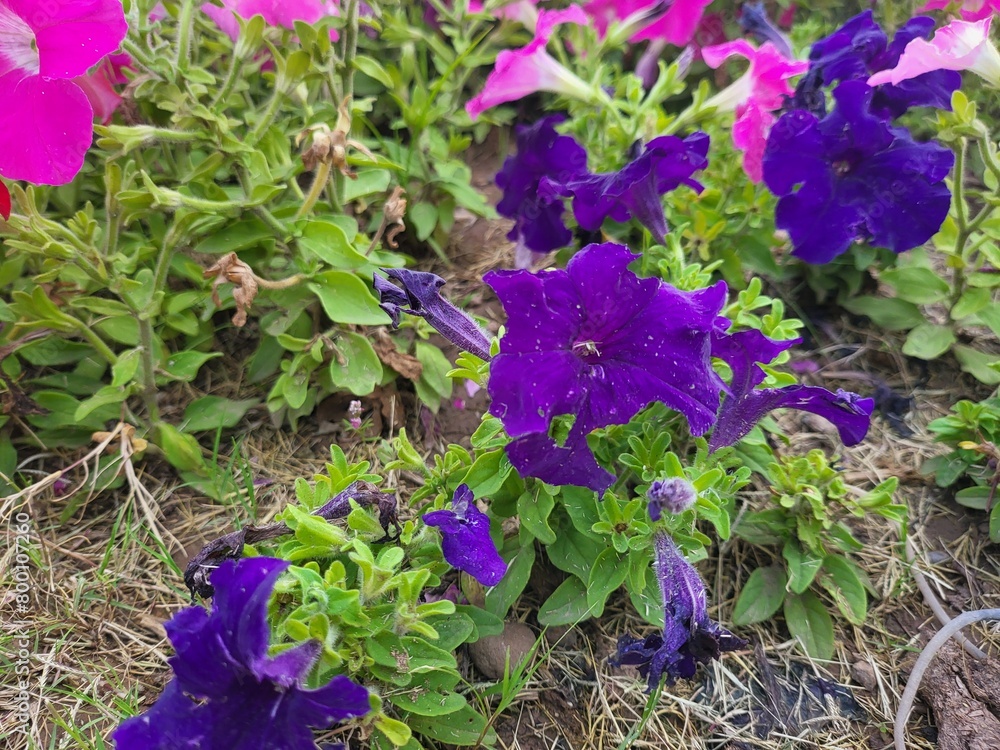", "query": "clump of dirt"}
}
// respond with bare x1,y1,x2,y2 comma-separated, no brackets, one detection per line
917,640,1000,750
